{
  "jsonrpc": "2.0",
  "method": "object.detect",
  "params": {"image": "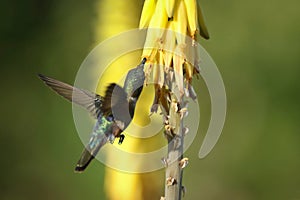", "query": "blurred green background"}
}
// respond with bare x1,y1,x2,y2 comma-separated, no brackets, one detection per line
1,0,299,199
